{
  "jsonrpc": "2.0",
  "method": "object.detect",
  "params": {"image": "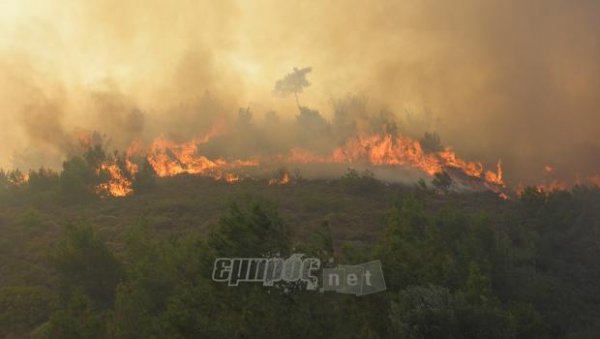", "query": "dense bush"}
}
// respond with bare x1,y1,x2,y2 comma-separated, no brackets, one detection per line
0,172,599,337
